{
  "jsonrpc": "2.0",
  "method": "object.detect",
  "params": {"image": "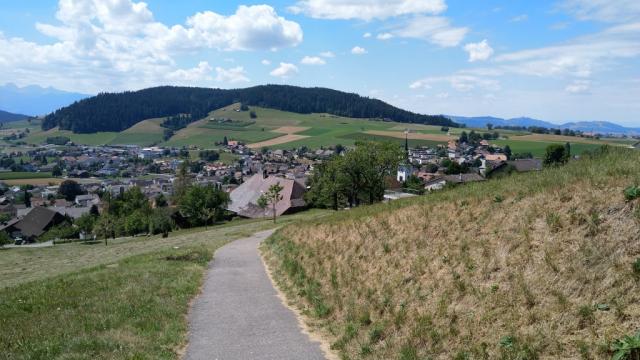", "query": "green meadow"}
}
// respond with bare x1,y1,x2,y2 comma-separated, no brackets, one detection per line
14,104,632,157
